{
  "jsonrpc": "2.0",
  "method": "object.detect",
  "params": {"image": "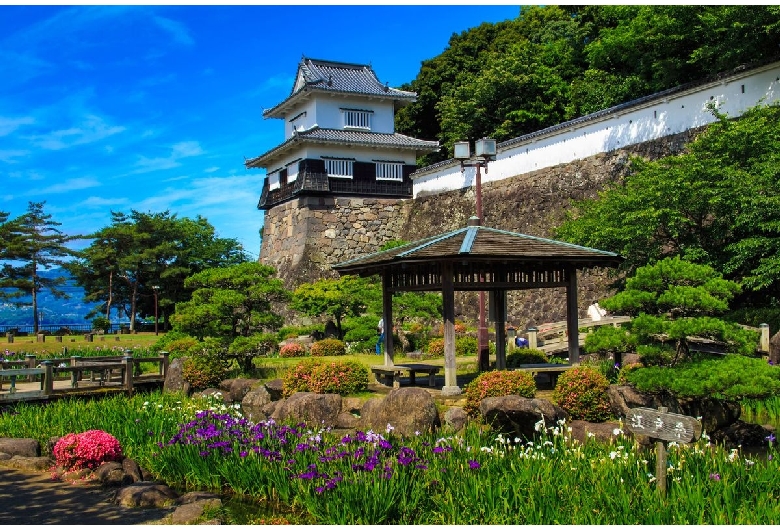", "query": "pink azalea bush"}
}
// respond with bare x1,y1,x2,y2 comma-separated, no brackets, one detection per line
282,359,368,397
279,342,307,358
53,429,123,471
552,366,612,422
310,338,346,357
463,370,536,417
